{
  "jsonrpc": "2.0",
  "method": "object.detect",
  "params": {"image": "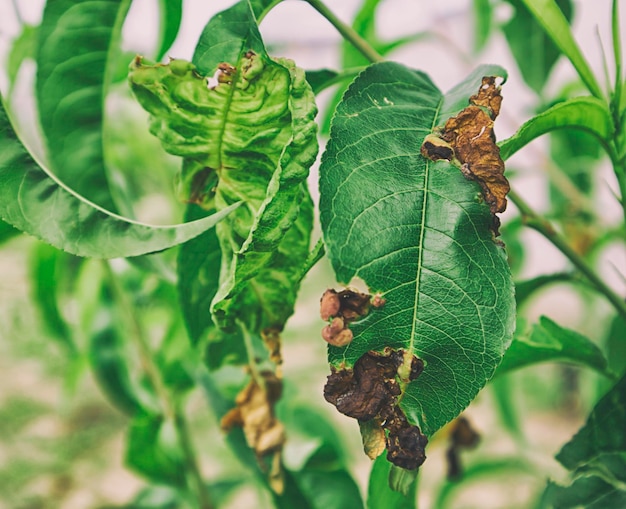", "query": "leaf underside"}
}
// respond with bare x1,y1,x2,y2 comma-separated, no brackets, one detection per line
320,62,515,437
